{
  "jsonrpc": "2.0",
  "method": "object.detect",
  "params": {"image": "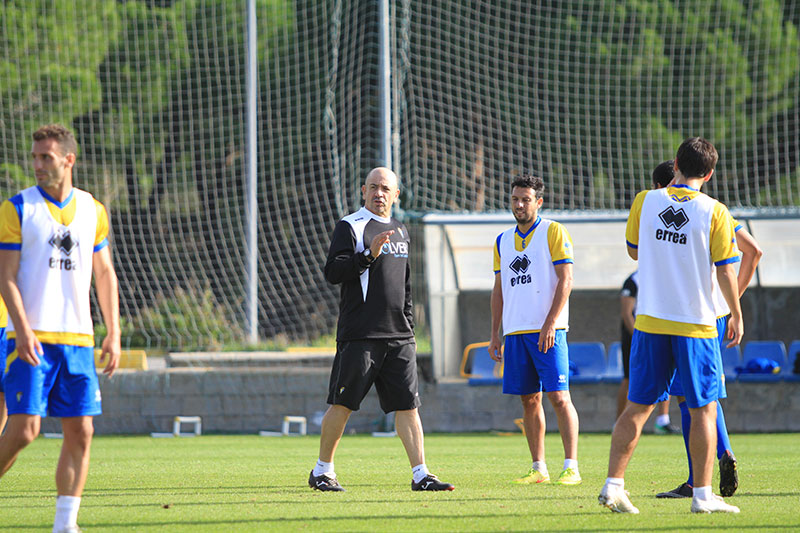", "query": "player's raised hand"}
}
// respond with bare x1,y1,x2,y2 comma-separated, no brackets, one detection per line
489,334,503,362
369,230,395,258
99,334,121,378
